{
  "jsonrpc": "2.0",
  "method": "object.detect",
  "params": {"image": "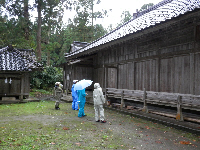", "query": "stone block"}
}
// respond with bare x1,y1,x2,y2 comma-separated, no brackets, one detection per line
2,97,16,101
